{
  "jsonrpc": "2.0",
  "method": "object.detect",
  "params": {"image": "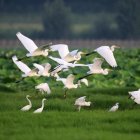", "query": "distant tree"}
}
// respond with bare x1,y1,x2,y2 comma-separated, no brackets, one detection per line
116,0,140,39
43,0,72,39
